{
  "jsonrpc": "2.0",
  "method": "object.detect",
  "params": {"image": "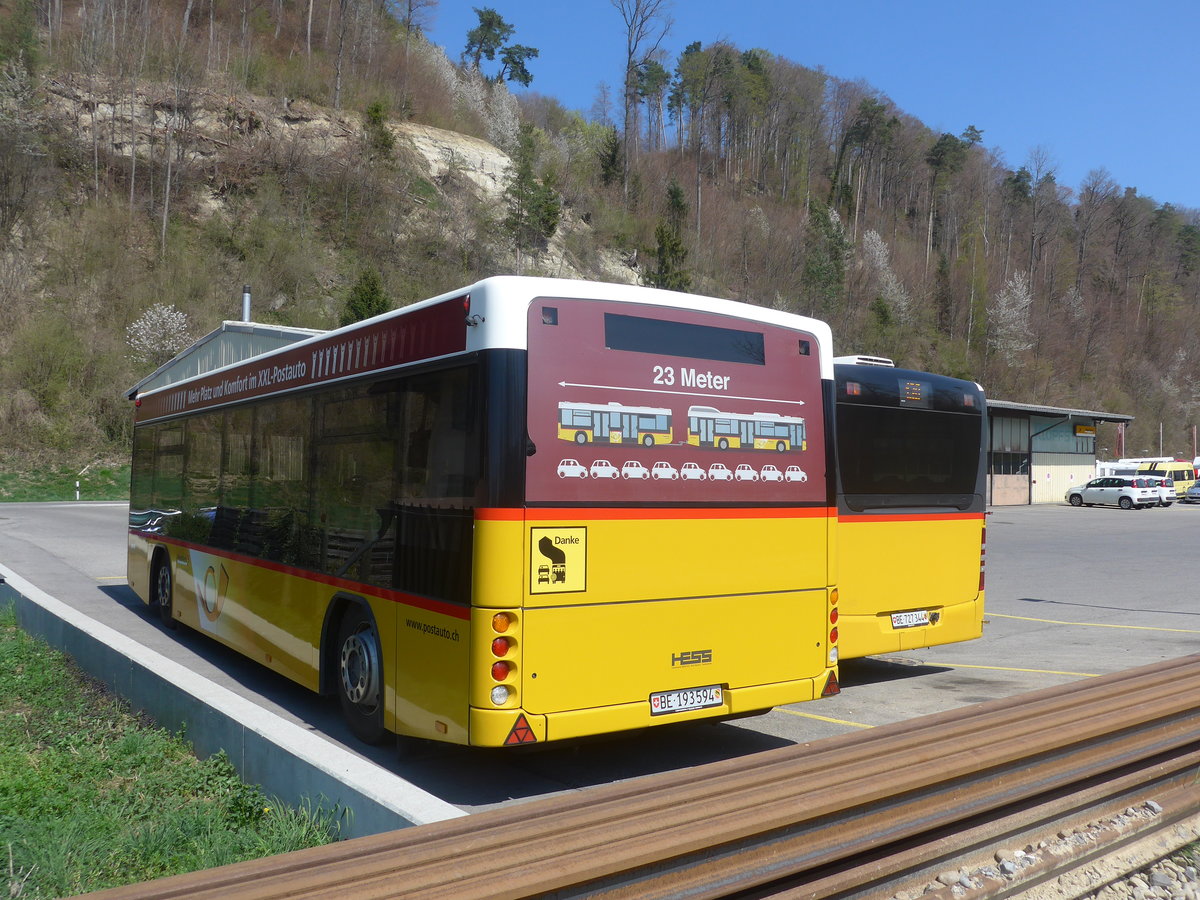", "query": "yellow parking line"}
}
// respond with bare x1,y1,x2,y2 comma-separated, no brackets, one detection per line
990,612,1200,634
778,708,873,728
944,662,1099,678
